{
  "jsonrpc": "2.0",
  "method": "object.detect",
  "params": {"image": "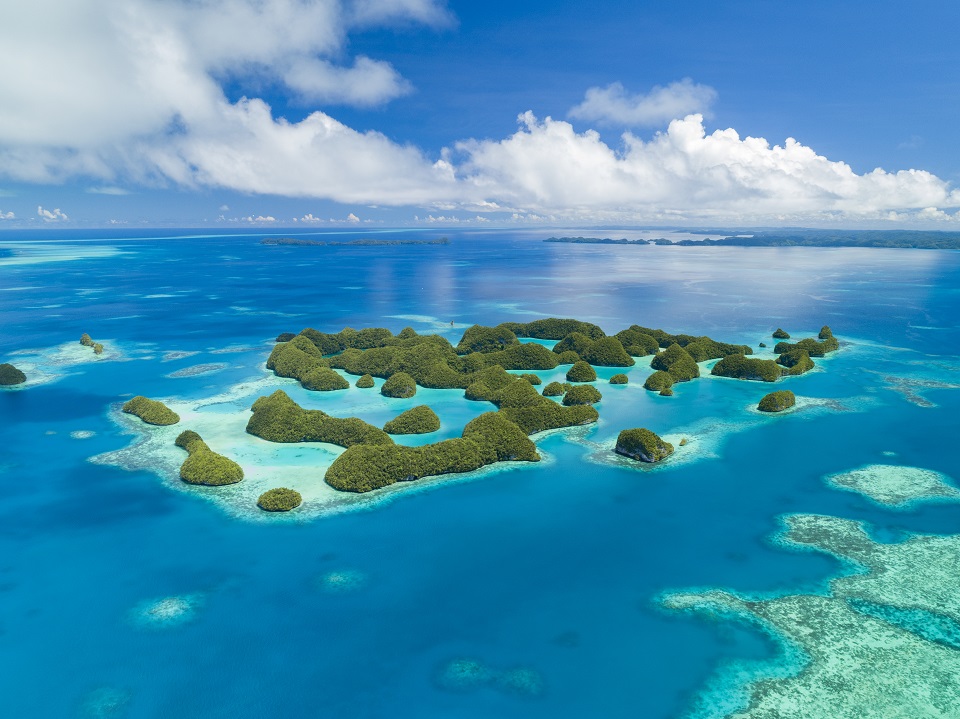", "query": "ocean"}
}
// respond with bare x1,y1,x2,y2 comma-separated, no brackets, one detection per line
1,229,958,718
